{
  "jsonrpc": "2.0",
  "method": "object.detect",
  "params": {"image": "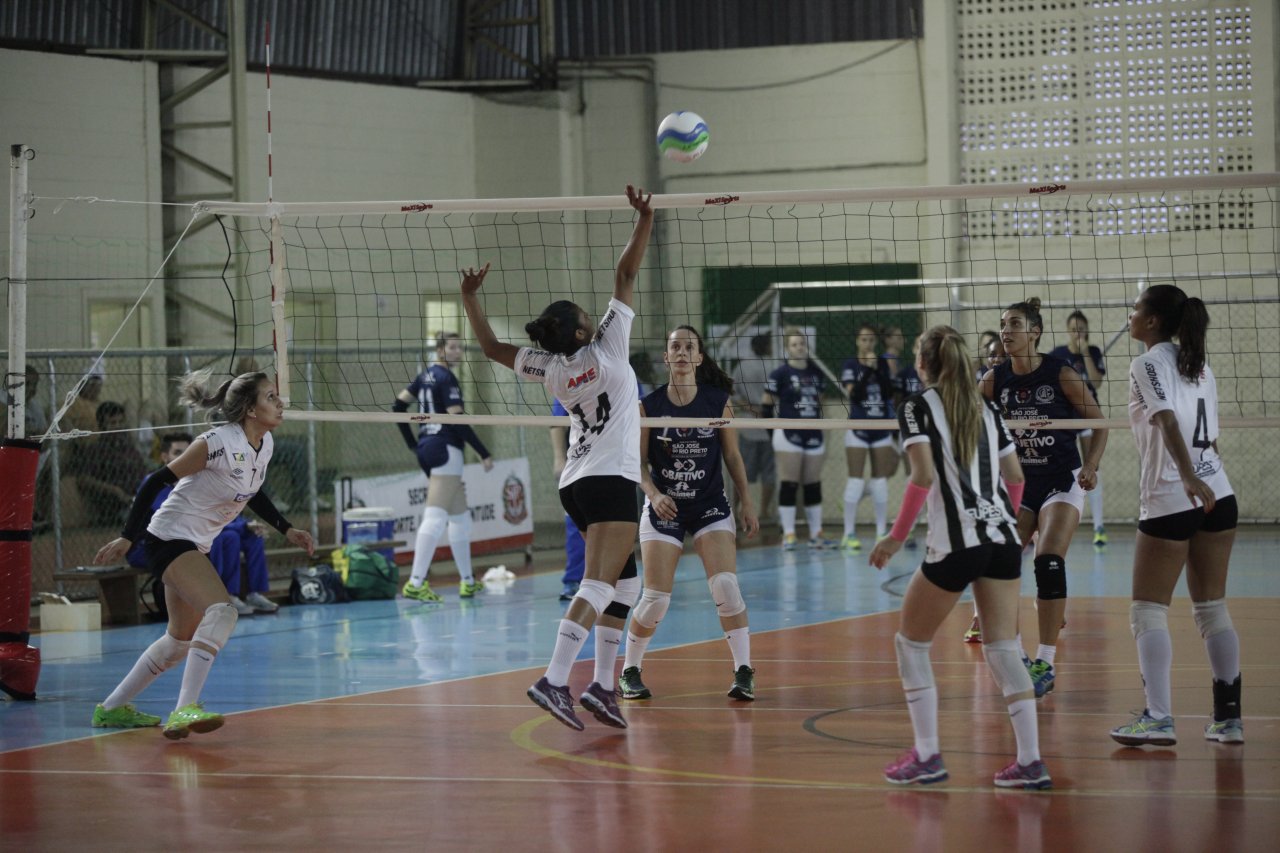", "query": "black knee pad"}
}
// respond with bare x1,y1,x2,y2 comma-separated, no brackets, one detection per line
604,601,632,619
620,552,638,580
1034,554,1067,600
803,482,822,505
778,481,799,507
